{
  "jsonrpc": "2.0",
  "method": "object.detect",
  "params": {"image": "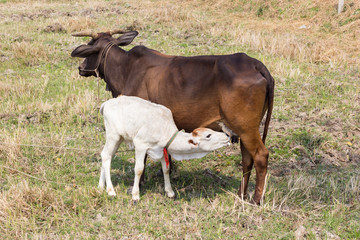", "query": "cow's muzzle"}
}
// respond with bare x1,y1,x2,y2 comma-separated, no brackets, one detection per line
78,67,94,77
